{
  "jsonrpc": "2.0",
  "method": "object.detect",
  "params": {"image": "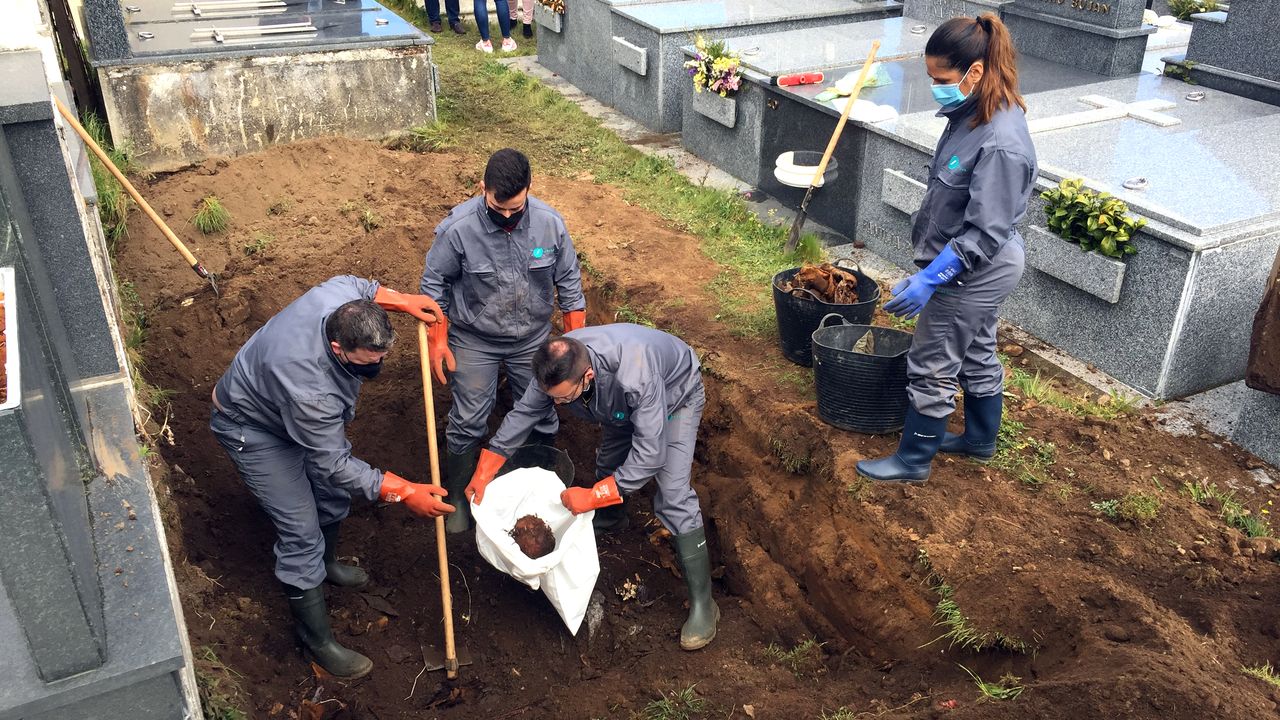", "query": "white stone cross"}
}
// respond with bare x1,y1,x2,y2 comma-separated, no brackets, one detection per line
1027,95,1182,134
